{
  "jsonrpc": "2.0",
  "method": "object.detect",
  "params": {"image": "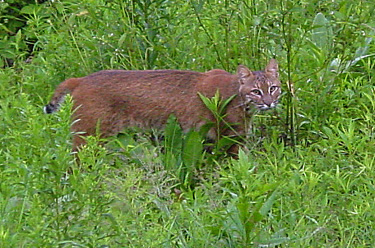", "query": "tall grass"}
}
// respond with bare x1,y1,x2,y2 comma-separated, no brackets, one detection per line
1,0,375,246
